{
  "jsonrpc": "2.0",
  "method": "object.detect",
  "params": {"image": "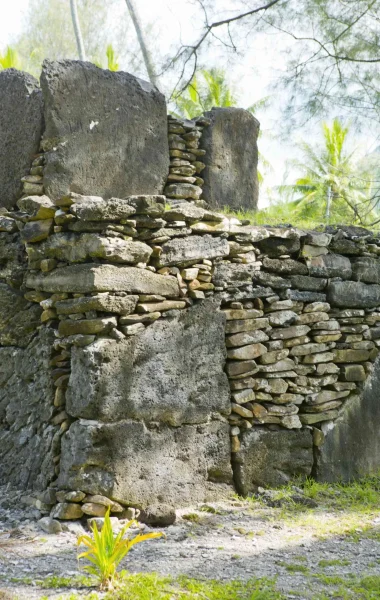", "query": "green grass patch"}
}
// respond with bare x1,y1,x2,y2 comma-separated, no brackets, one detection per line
277,561,310,574
318,558,351,568
46,572,285,599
